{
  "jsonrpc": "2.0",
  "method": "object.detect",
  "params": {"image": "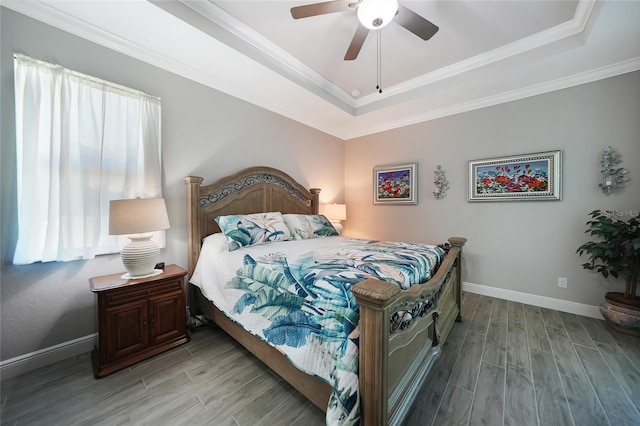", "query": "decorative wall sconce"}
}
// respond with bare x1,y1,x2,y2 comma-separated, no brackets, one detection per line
599,146,629,195
433,165,449,199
